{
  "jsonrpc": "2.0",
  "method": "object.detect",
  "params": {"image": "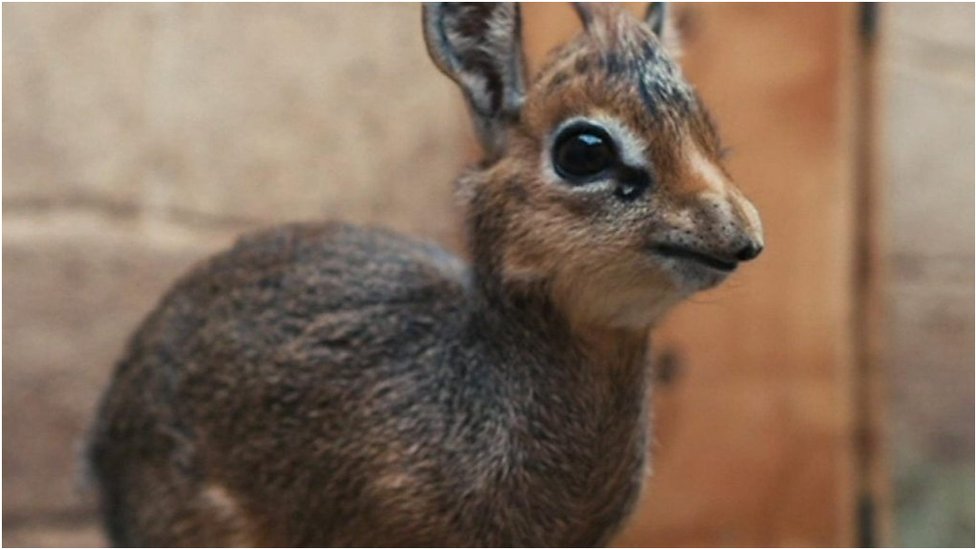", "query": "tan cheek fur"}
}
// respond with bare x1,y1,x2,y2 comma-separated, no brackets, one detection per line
504,244,683,331
501,202,683,331
551,258,684,331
